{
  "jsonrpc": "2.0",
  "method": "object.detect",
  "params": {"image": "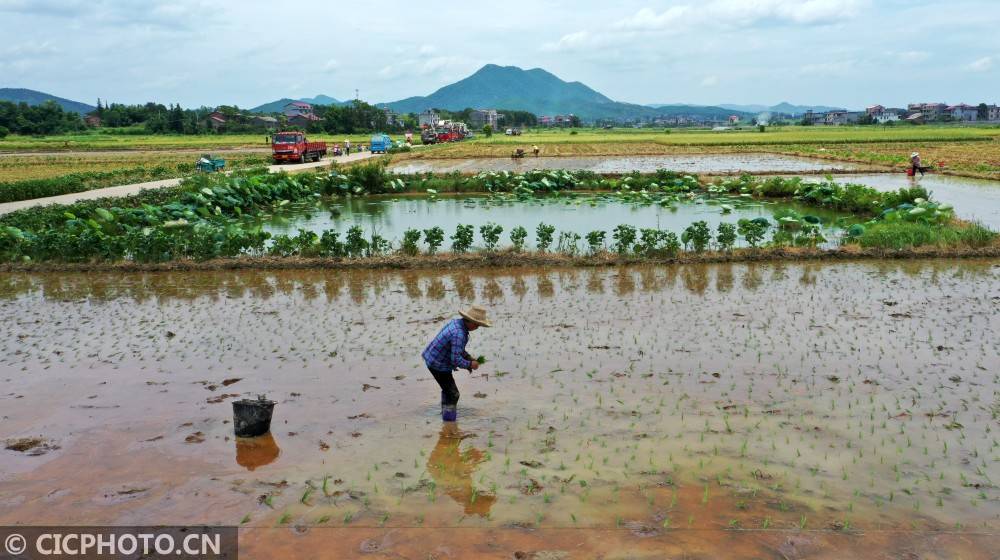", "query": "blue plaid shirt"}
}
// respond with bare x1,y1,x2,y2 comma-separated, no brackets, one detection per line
423,318,473,372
